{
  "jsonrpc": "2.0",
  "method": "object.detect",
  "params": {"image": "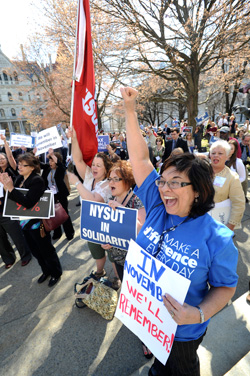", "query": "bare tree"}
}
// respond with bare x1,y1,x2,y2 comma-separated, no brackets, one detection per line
93,0,250,129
